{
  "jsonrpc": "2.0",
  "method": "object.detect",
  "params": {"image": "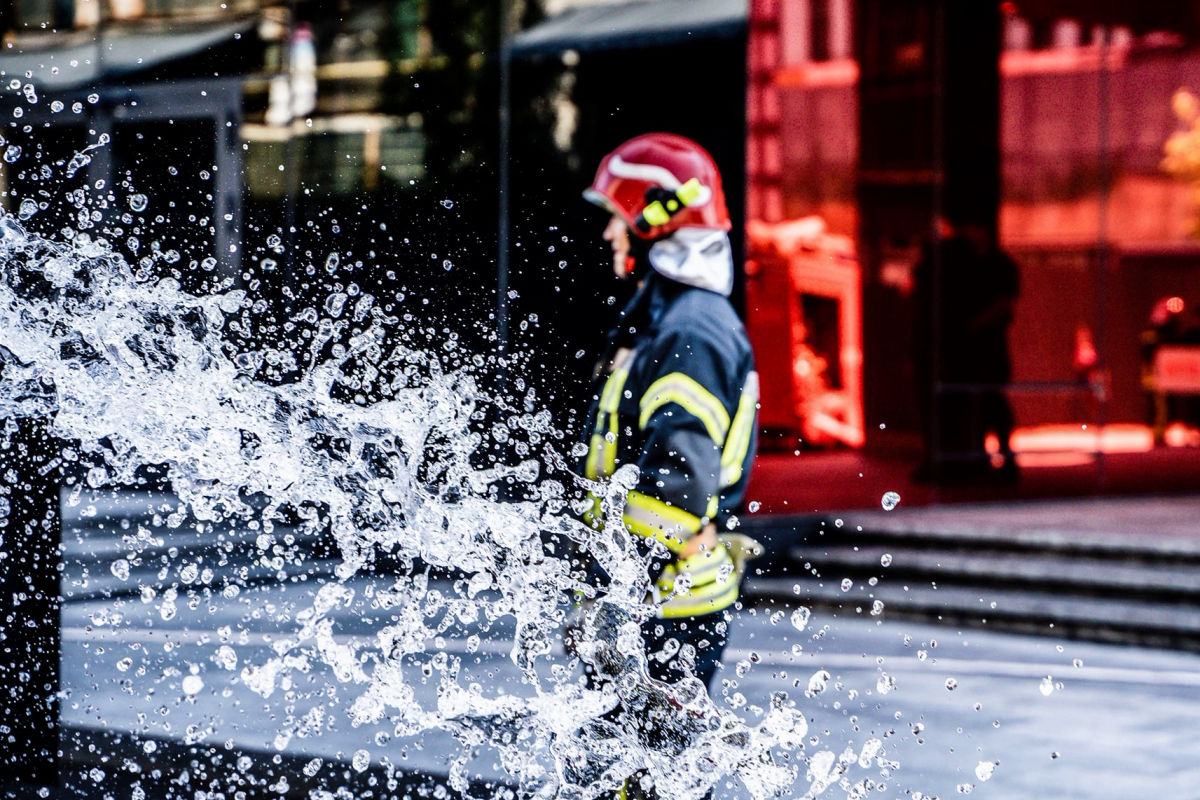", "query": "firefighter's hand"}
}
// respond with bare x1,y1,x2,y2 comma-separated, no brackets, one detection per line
679,522,719,559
